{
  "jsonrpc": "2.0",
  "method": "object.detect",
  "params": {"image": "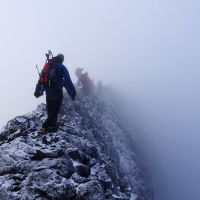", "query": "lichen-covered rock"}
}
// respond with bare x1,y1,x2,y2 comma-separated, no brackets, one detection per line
0,89,153,200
